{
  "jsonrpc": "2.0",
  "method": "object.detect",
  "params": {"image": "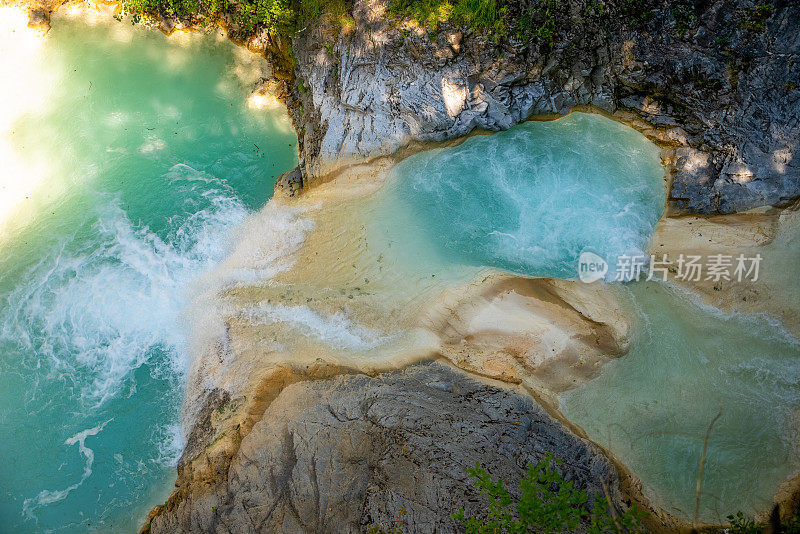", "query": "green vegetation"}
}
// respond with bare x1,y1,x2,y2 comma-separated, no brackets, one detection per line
535,0,555,48
726,510,800,534
367,507,407,533
388,0,662,45
726,511,760,533
388,0,558,43
112,0,775,48
389,0,505,32
726,52,741,88
453,454,647,533
692,77,723,91
583,0,605,18
740,3,774,33
670,0,696,34
113,0,668,47
116,0,351,35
